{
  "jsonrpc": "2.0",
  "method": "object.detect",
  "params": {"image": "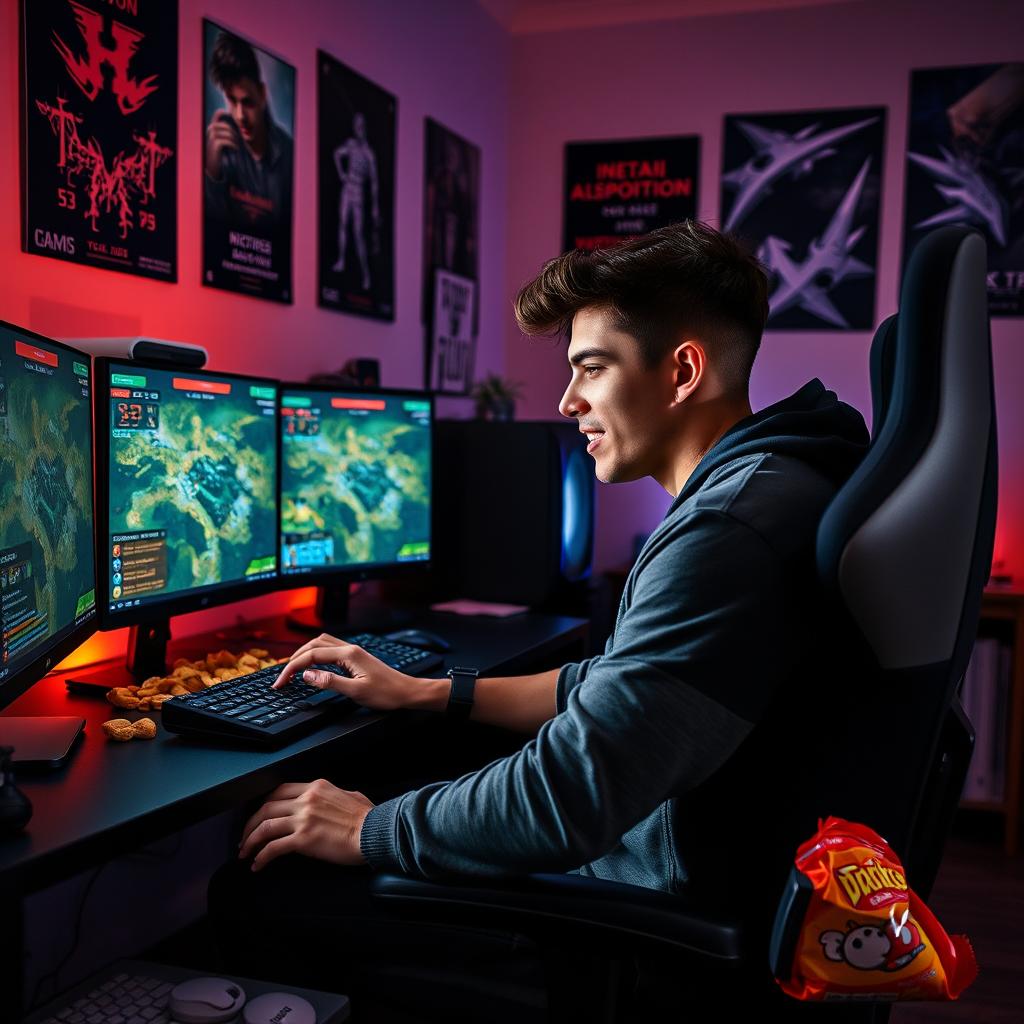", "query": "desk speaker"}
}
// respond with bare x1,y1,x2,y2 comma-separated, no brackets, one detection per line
434,420,594,607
